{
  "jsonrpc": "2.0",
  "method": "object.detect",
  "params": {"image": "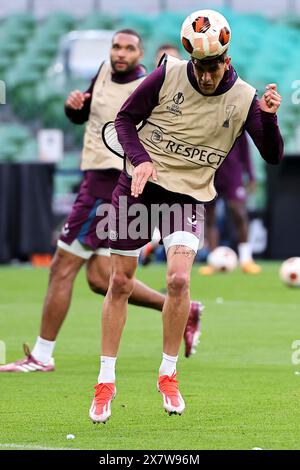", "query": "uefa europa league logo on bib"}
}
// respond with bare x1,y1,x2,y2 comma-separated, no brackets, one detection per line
223,105,235,128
